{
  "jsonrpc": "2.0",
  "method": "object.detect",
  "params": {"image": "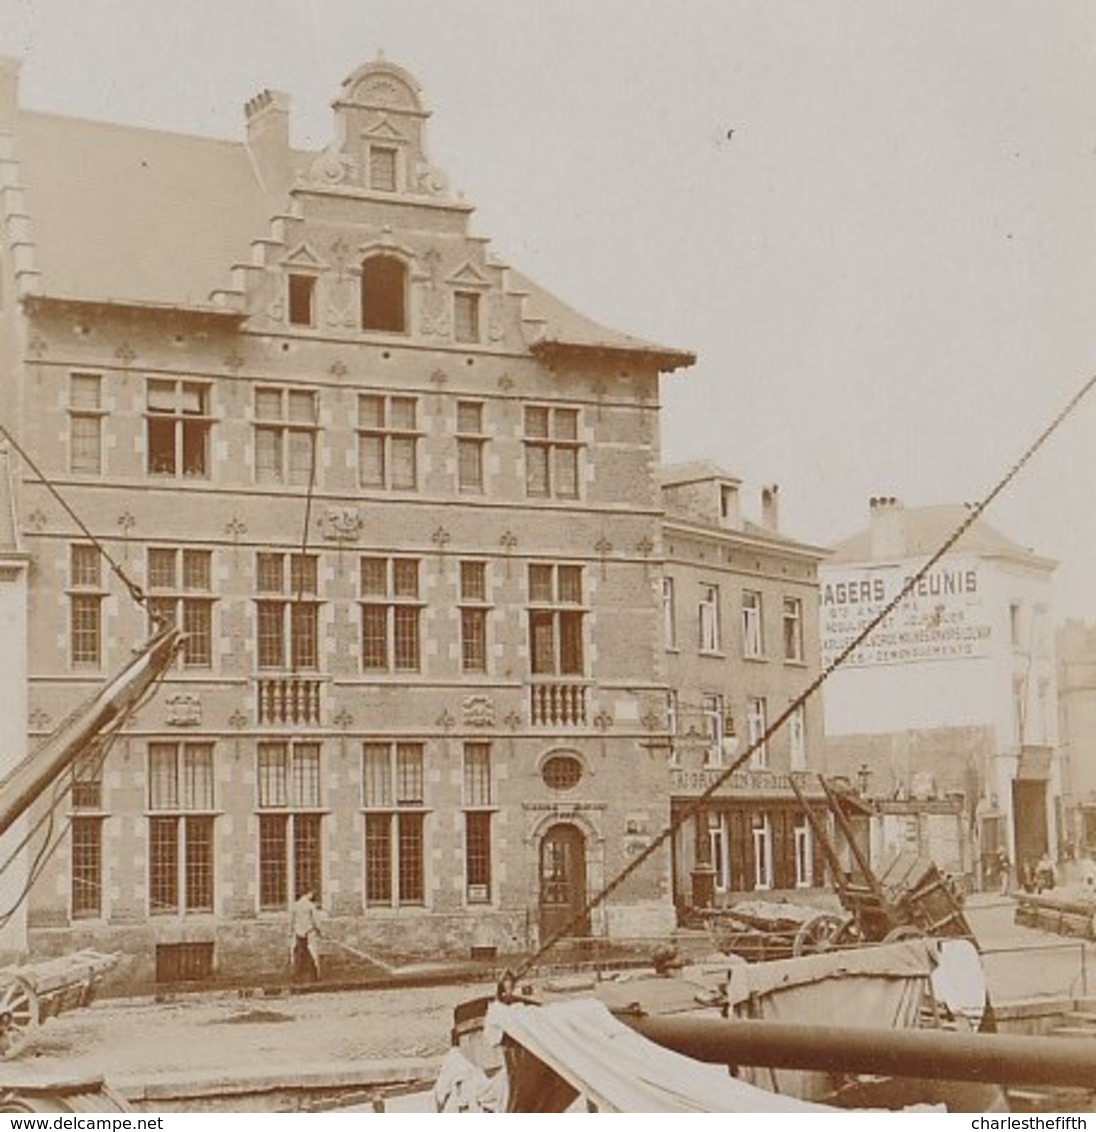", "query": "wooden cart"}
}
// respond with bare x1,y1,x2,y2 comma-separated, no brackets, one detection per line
0,951,118,1059
789,774,975,944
